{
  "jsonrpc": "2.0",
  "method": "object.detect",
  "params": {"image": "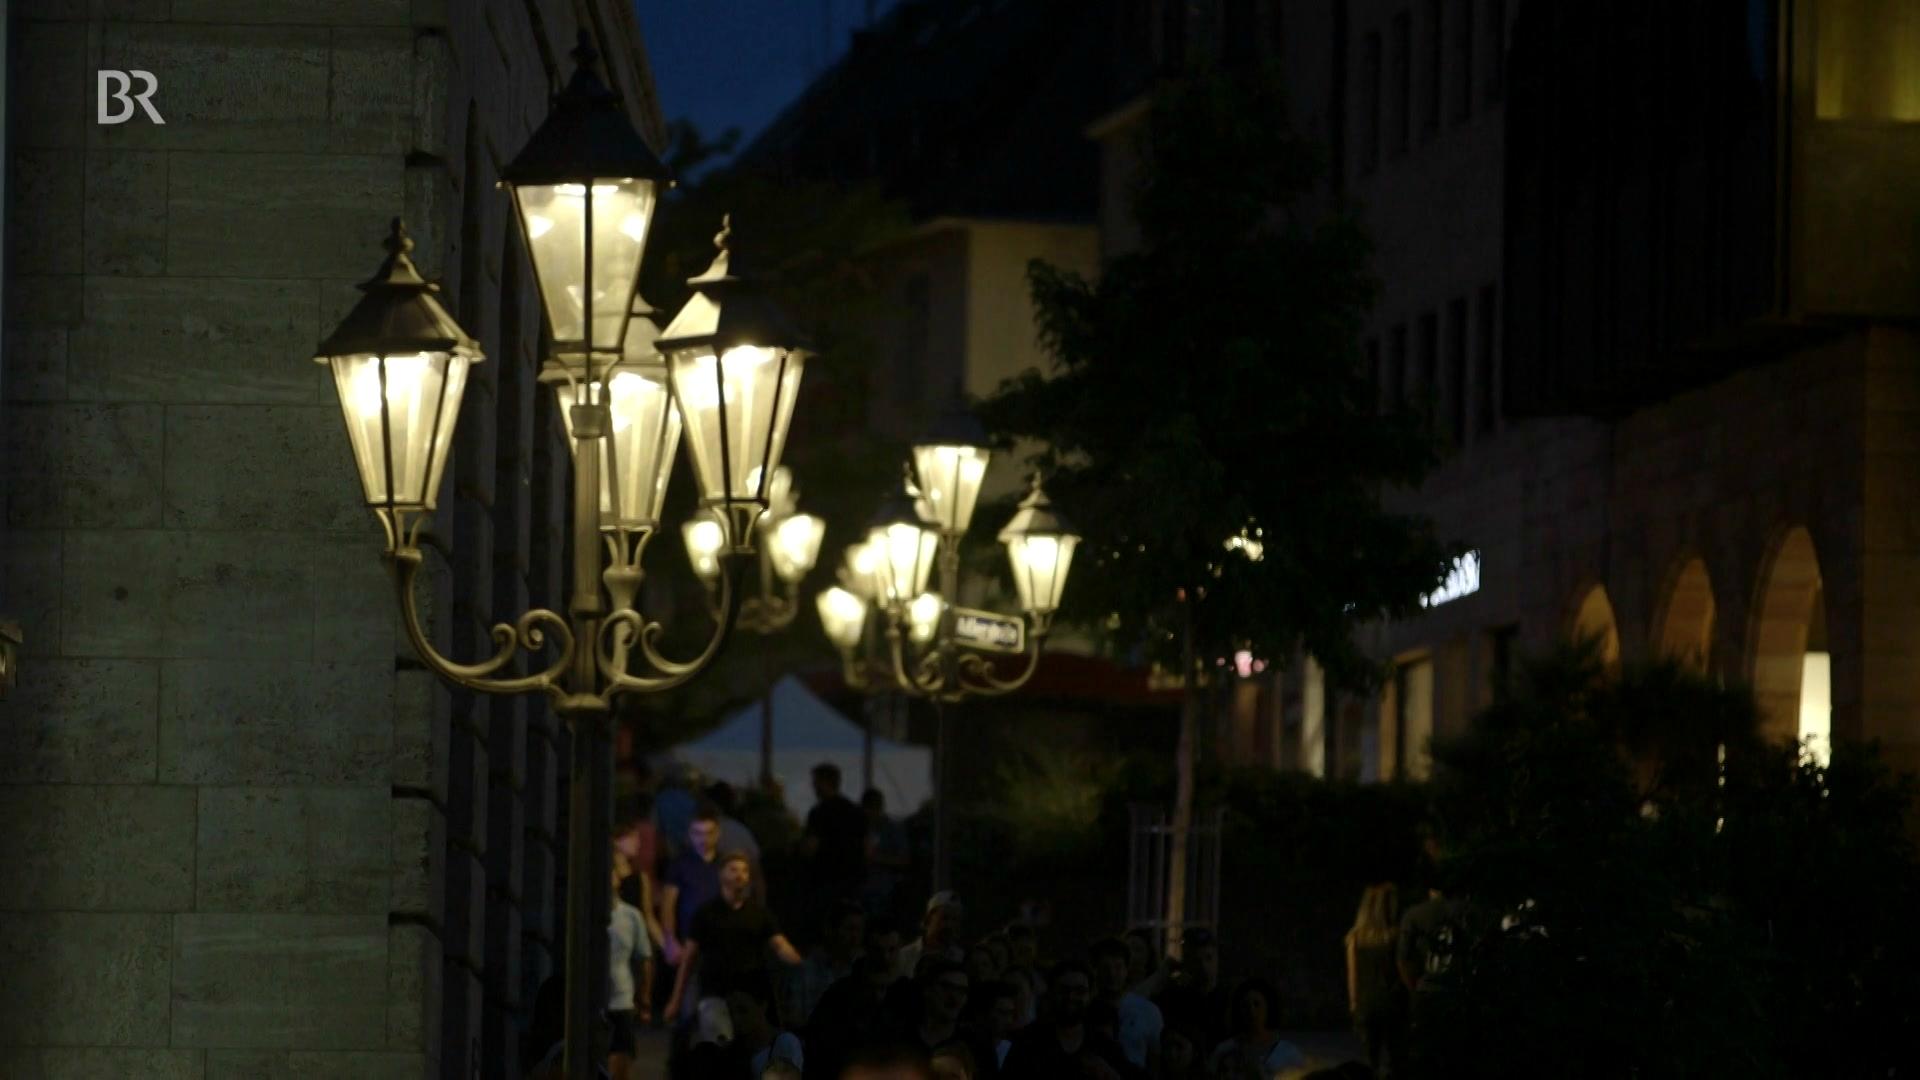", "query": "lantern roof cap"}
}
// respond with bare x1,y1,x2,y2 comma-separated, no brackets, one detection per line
998,475,1077,541
657,215,814,355
315,219,481,360
915,399,991,451
501,31,673,187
